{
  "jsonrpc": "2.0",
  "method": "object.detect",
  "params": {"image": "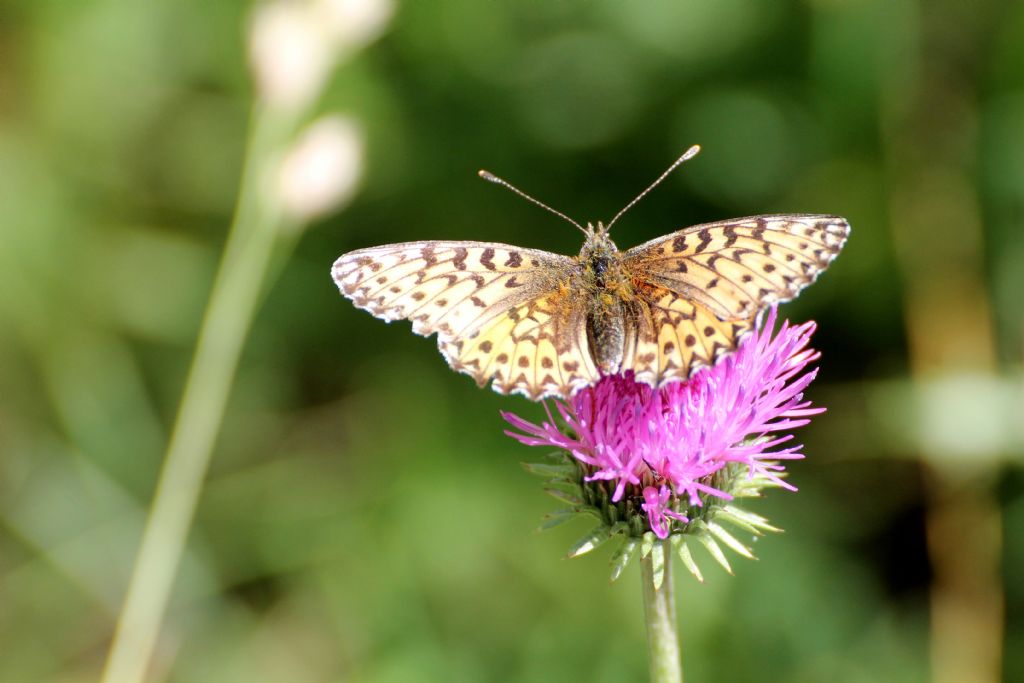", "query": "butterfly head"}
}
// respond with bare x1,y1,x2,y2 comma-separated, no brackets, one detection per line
580,221,619,259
